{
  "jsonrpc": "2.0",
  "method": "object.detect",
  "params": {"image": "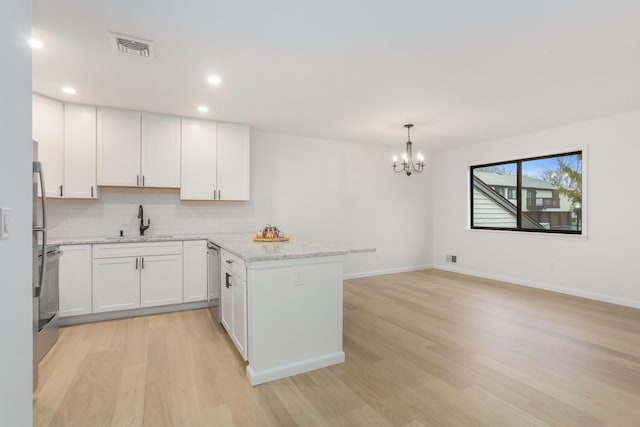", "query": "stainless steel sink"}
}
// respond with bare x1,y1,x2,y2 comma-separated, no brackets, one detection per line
106,235,174,241
143,235,174,240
